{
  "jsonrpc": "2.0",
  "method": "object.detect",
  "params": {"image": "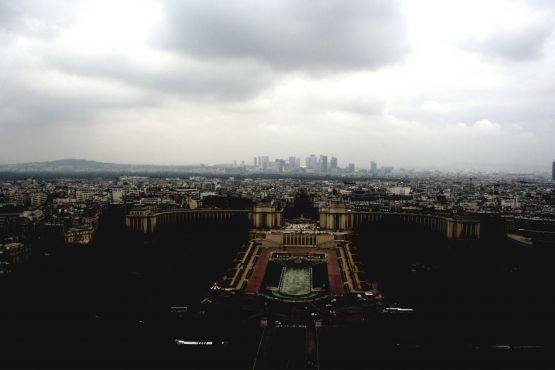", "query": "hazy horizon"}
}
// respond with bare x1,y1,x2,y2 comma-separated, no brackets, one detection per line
0,156,551,174
1,0,555,171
